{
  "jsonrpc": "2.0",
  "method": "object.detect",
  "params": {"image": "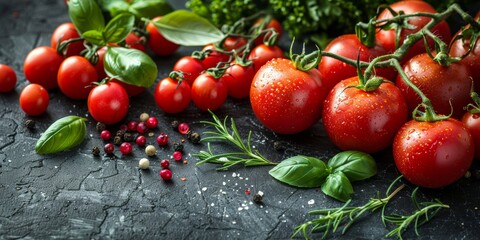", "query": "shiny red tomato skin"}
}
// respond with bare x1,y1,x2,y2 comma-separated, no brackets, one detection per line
322,77,408,153
191,73,228,111
125,32,145,52
393,118,474,188
110,79,145,97
250,58,327,134
201,44,230,69
248,44,285,72
319,34,396,92
222,63,256,99
396,53,471,119
172,56,205,86
376,0,451,62
94,47,107,80
88,82,129,125
57,56,97,100
154,77,192,114
146,17,179,56
19,84,49,116
253,18,283,46
50,22,85,57
0,64,17,93
24,46,64,90
462,112,480,160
